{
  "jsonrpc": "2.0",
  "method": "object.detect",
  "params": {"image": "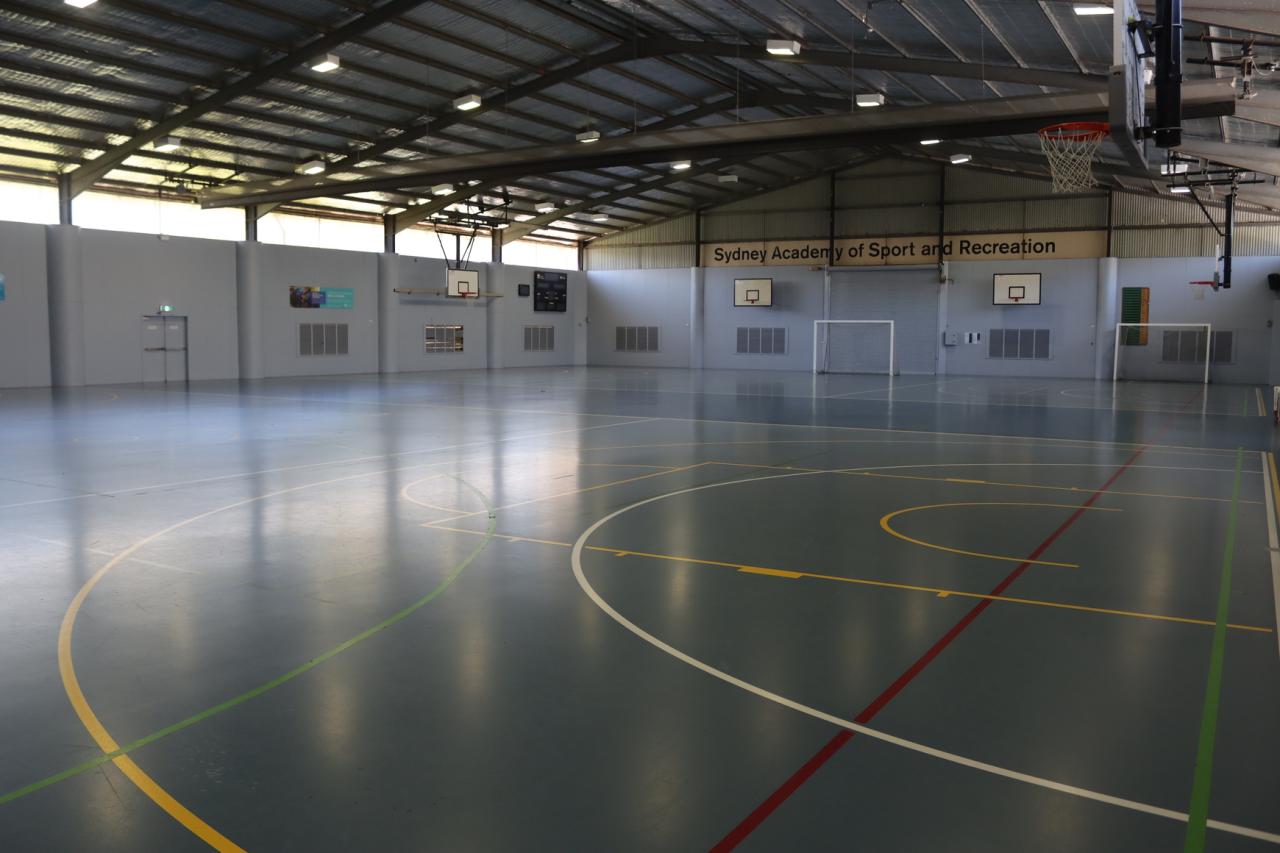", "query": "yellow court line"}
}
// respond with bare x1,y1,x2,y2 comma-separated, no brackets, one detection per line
423,524,1270,633
879,502,1119,568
